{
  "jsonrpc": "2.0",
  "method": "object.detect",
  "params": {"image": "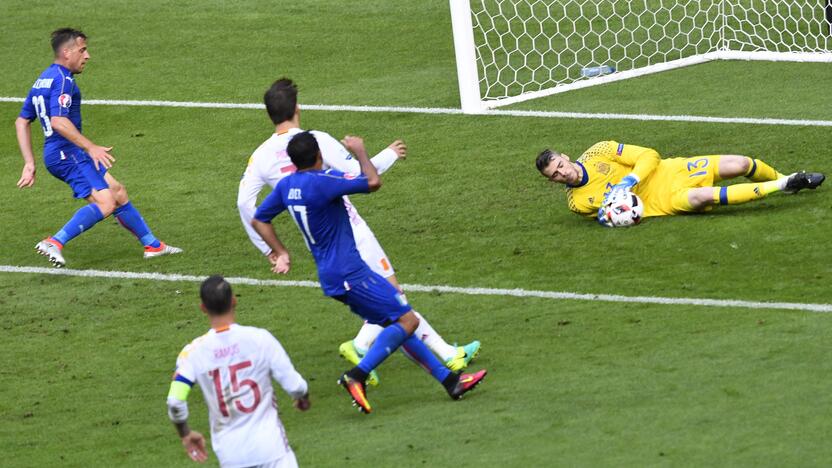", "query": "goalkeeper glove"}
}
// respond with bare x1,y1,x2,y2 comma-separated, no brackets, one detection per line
604,174,639,203
597,207,612,227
